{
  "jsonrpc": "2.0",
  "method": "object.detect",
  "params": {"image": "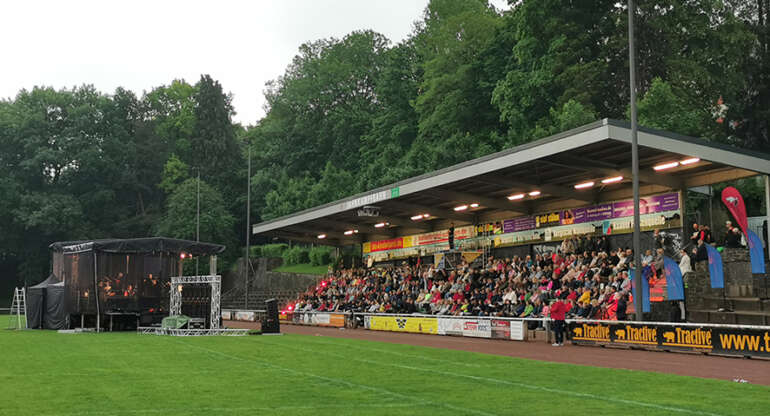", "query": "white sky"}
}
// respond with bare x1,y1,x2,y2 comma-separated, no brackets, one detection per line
0,0,509,125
